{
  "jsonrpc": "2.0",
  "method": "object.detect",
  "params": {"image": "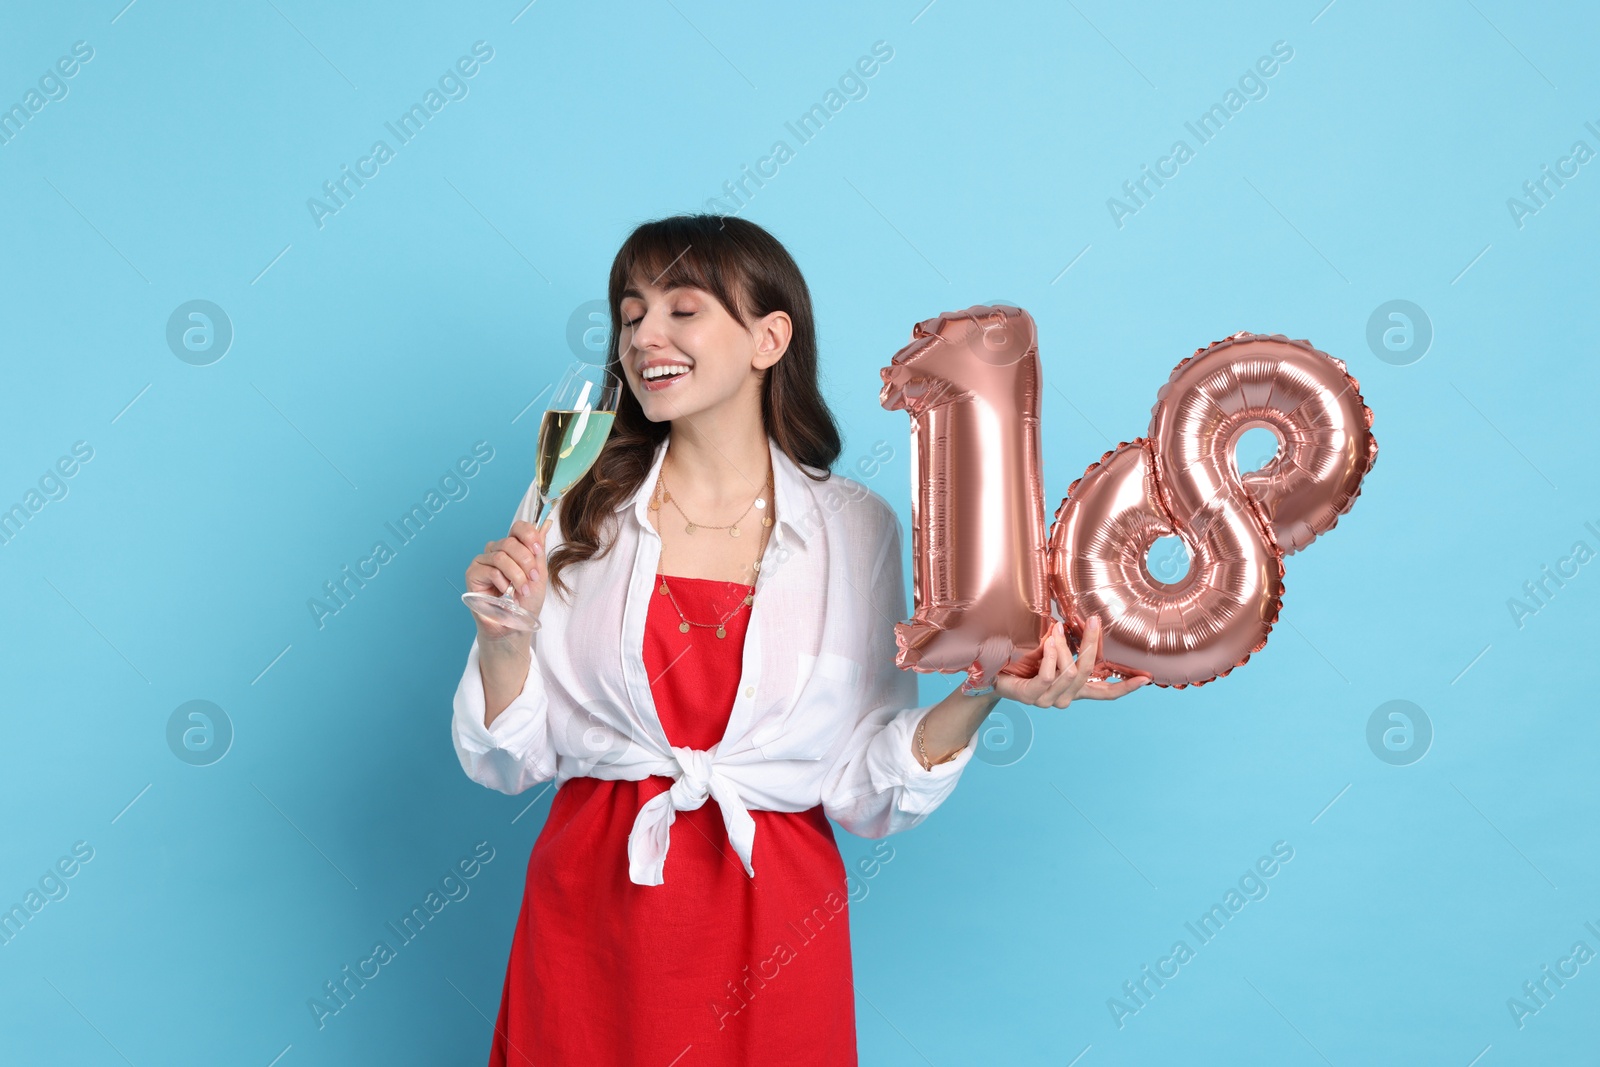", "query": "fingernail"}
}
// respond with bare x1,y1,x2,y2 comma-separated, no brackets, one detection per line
533,542,543,556
519,583,532,597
